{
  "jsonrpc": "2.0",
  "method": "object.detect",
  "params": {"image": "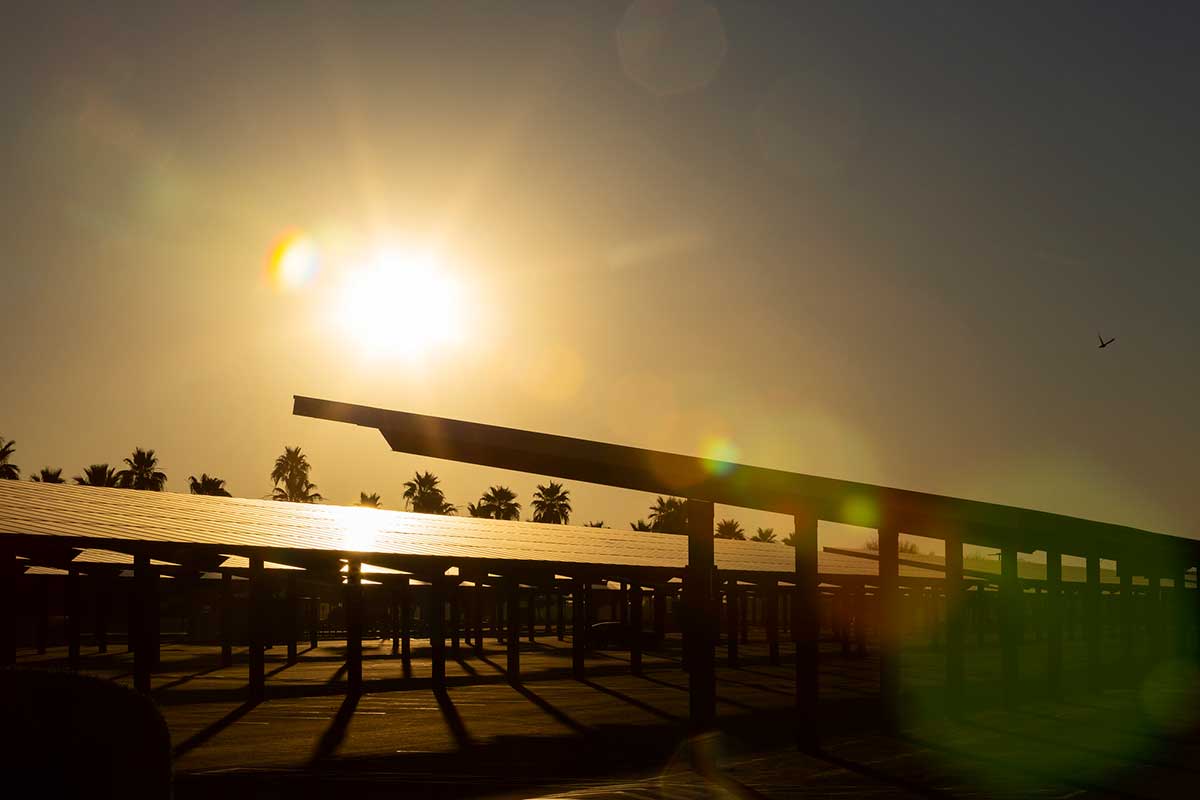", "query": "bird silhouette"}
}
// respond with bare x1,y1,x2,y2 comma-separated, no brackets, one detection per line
1098,333,1115,349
